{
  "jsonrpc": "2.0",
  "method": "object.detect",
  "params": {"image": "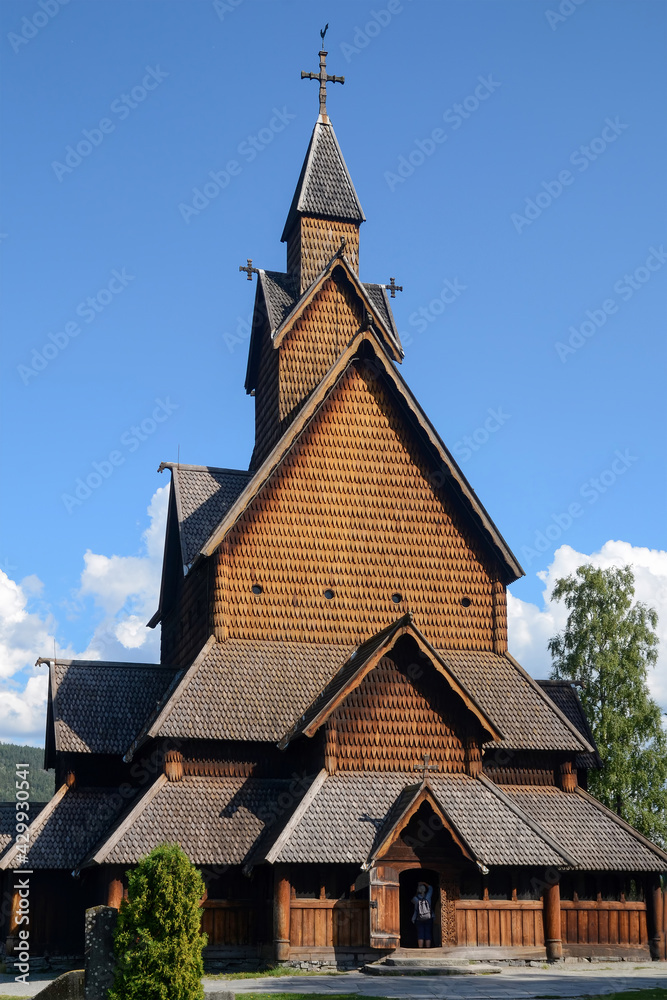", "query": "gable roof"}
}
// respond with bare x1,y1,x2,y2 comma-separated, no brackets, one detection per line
46,658,181,758
200,330,524,583
266,771,571,868
85,774,305,868
369,781,477,863
158,463,253,570
0,784,135,871
439,650,591,753
244,258,402,394
504,785,667,871
281,118,365,241
279,613,503,749
125,635,354,757
537,680,601,768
